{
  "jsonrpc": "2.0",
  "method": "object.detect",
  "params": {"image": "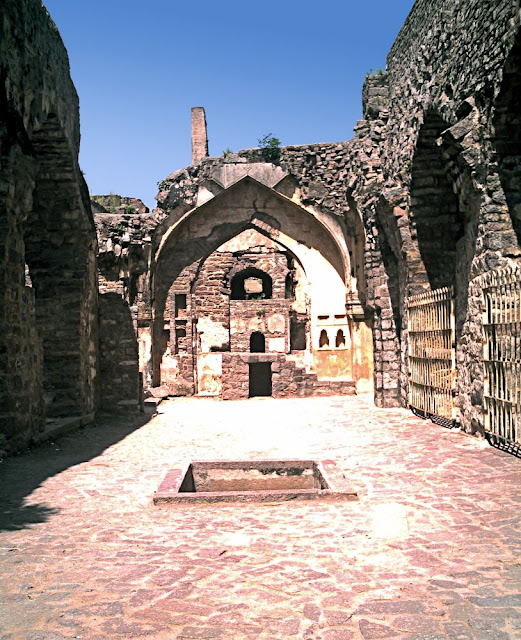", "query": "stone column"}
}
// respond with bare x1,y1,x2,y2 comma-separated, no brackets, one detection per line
191,107,209,165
